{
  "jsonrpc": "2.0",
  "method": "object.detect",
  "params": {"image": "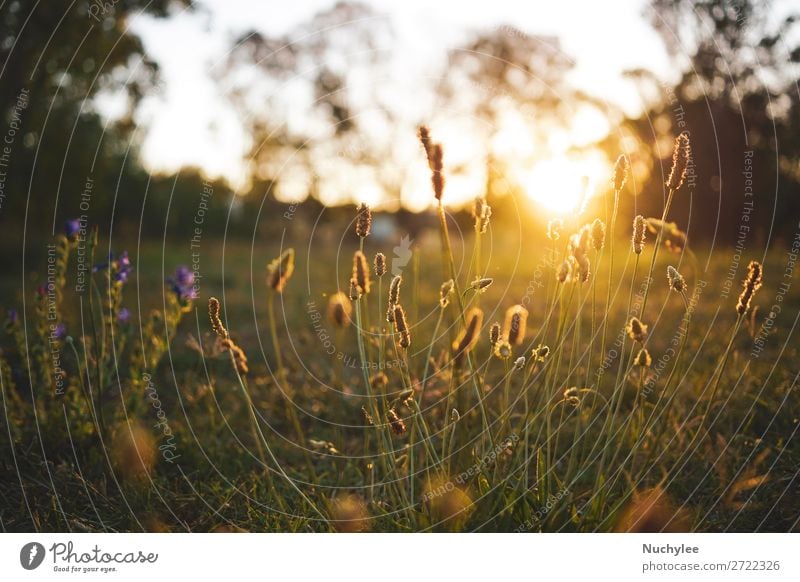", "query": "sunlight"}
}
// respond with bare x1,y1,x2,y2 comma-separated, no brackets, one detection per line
521,155,607,214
